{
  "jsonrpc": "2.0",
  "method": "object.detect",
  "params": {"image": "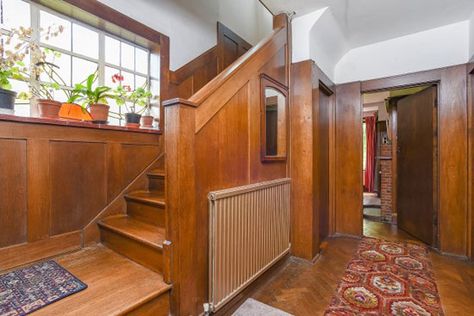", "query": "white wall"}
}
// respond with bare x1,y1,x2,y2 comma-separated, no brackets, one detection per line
99,0,272,70
335,21,470,83
292,7,349,81
308,9,348,81
292,8,327,63
218,0,273,45
470,11,474,60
